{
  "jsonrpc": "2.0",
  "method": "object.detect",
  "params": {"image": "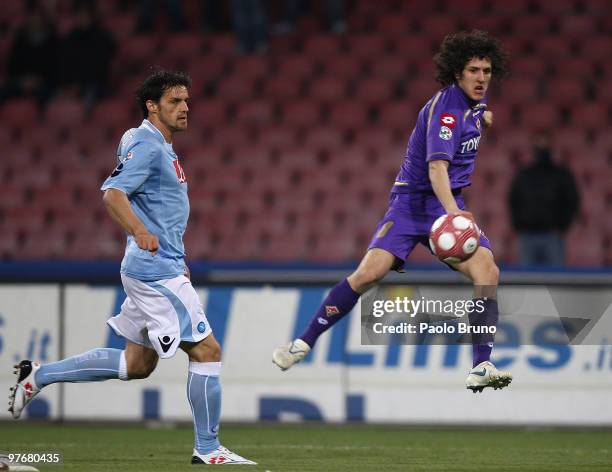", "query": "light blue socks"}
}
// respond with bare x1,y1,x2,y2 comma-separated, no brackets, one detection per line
34,348,128,388
187,362,222,454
